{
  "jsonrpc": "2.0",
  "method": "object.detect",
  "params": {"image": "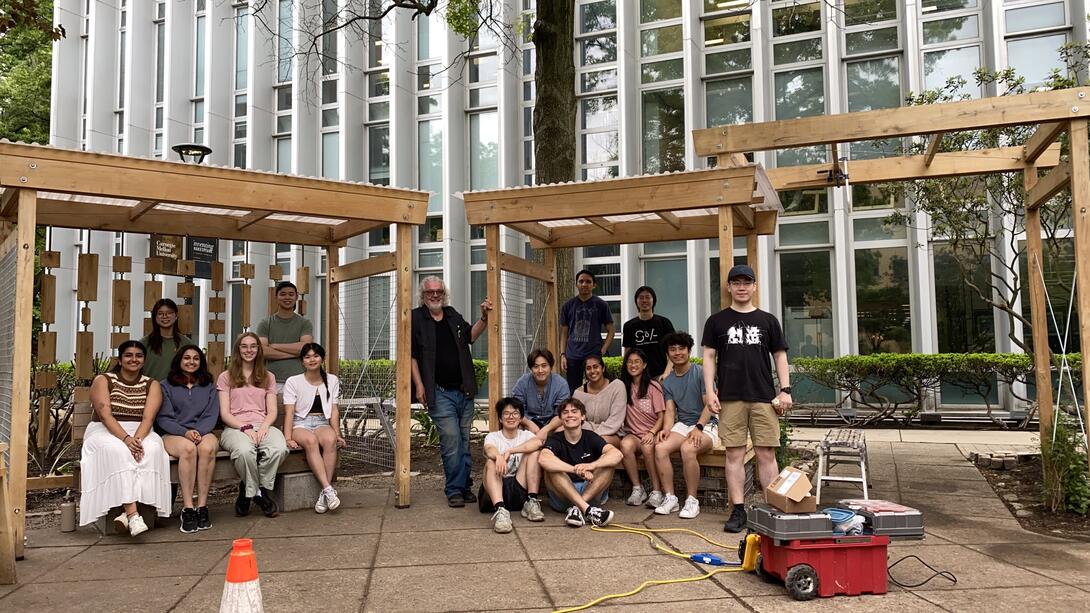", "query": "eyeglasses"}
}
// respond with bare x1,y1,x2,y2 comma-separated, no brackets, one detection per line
423,289,445,296
500,411,521,418
729,280,755,287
